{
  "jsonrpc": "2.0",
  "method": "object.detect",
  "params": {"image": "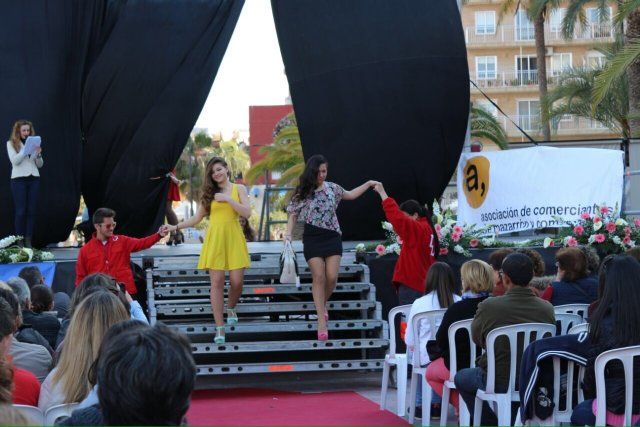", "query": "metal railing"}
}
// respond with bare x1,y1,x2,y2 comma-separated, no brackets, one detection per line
471,70,564,89
465,23,614,45
484,114,611,136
